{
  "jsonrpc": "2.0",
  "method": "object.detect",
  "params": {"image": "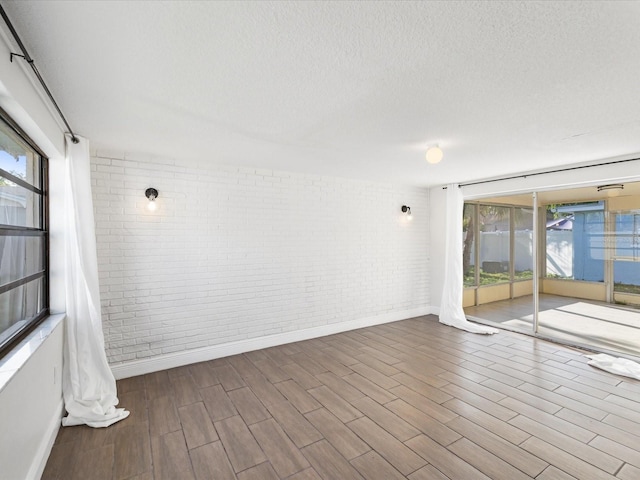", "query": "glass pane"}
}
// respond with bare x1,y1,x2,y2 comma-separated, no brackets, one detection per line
478,205,510,284
614,211,640,296
0,236,44,286
614,212,640,260
464,200,534,335
514,207,534,280
0,277,44,345
545,202,605,282
614,260,640,295
0,125,41,189
0,179,41,228
545,204,573,279
463,204,476,287
579,210,606,282
539,198,640,358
